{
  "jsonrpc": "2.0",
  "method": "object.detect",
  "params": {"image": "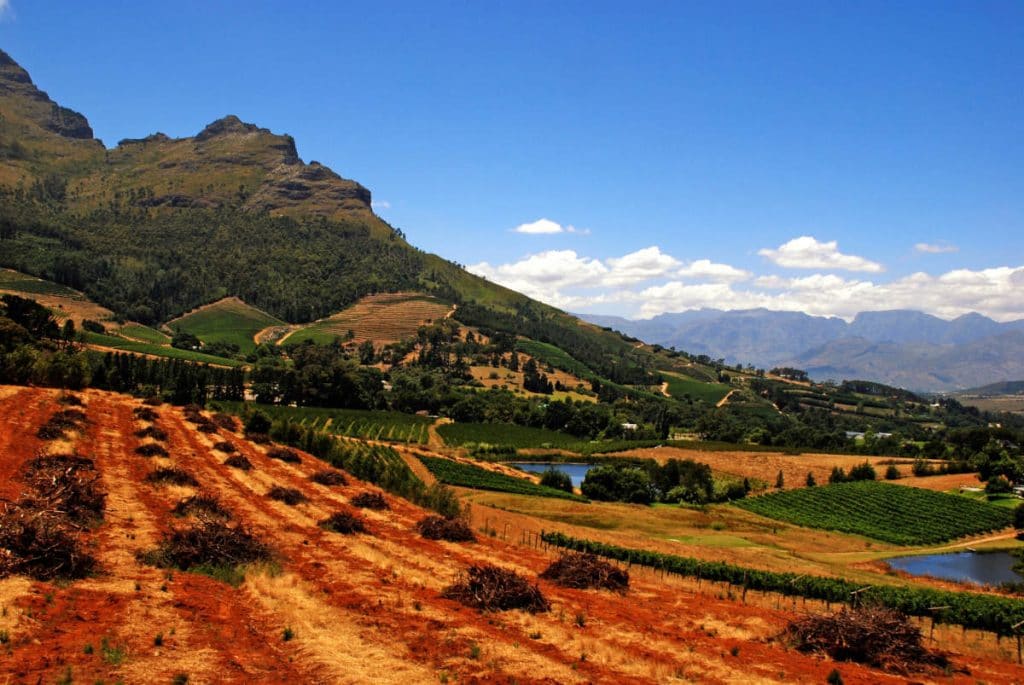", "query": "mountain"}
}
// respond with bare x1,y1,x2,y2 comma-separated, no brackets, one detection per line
0,49,659,386
578,307,1024,392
